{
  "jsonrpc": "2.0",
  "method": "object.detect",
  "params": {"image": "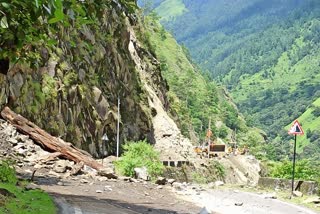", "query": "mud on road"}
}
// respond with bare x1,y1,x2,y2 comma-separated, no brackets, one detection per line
40,178,200,214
